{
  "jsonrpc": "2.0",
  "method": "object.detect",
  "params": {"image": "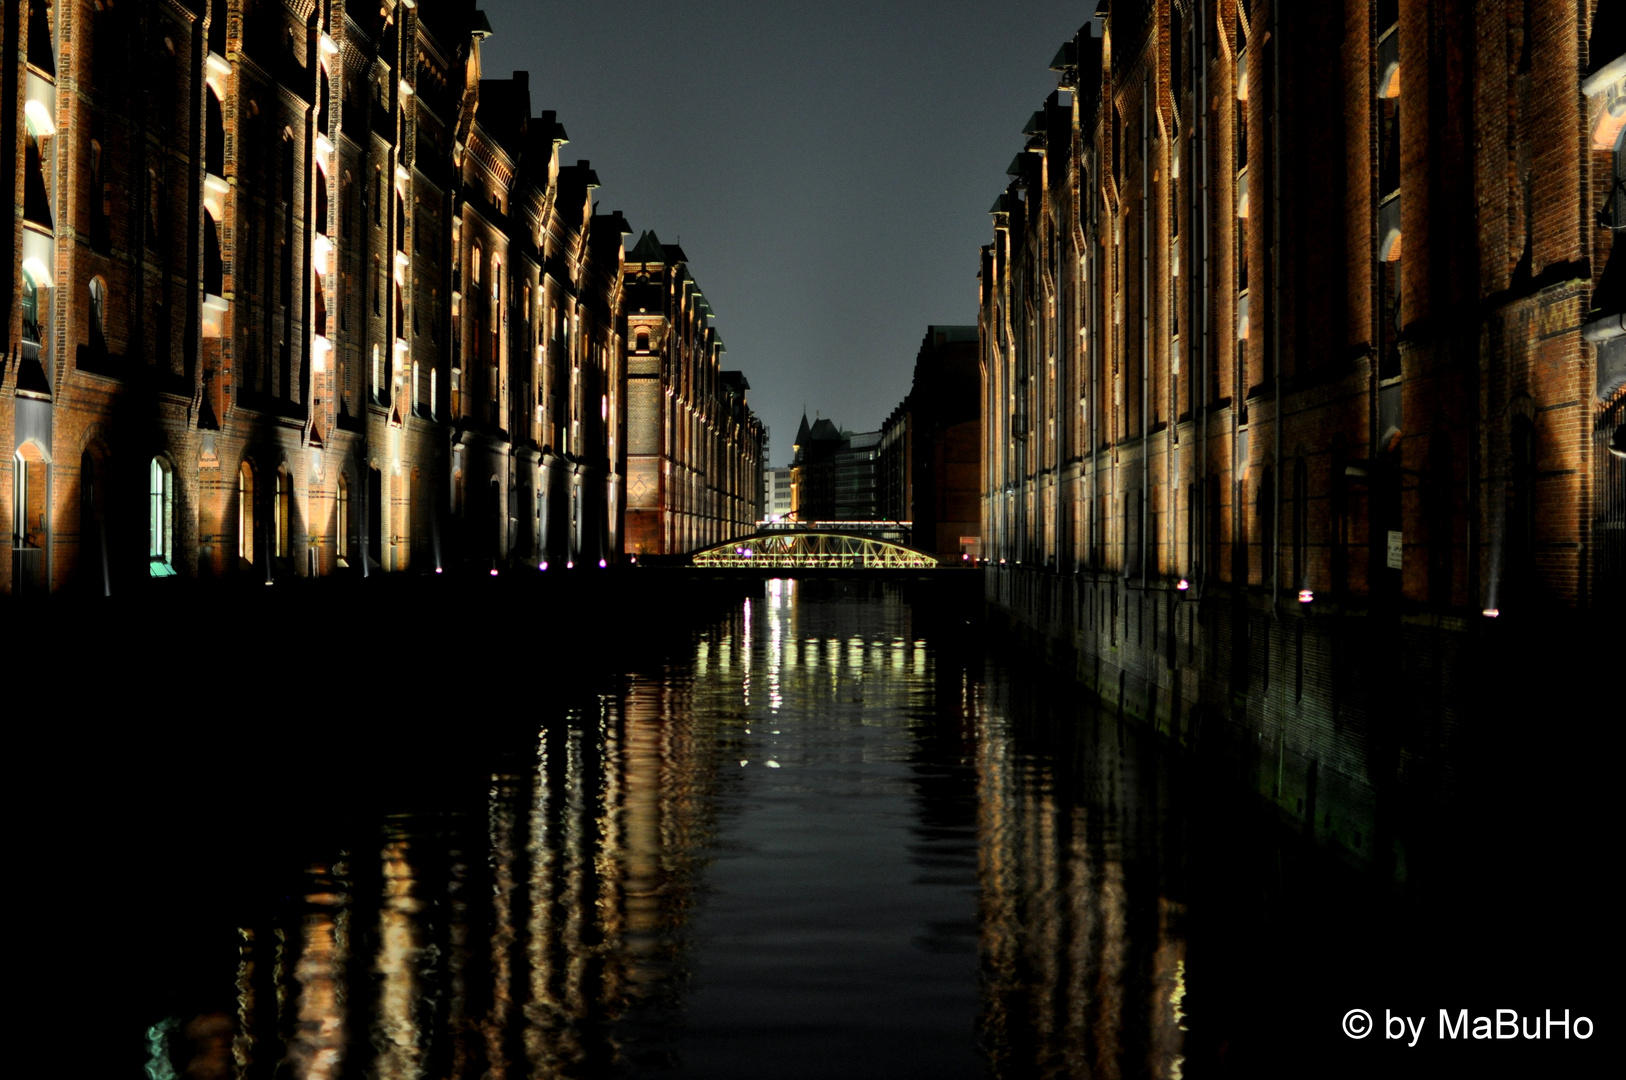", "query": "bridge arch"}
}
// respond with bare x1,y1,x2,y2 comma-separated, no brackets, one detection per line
691,530,940,569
